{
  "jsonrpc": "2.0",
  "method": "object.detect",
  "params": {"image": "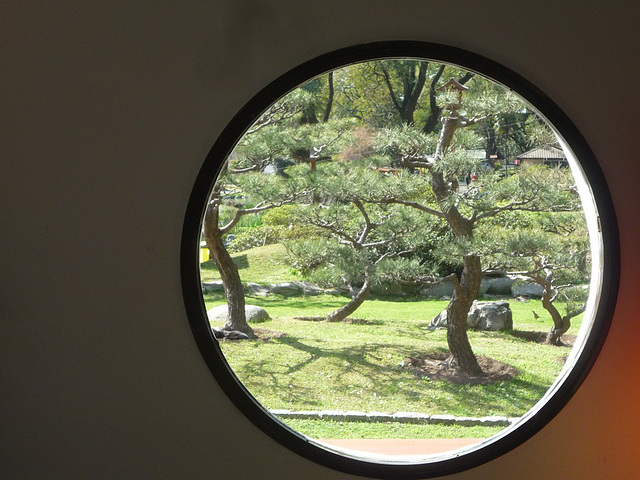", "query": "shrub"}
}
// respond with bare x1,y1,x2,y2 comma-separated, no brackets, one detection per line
227,227,273,253
227,223,316,253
